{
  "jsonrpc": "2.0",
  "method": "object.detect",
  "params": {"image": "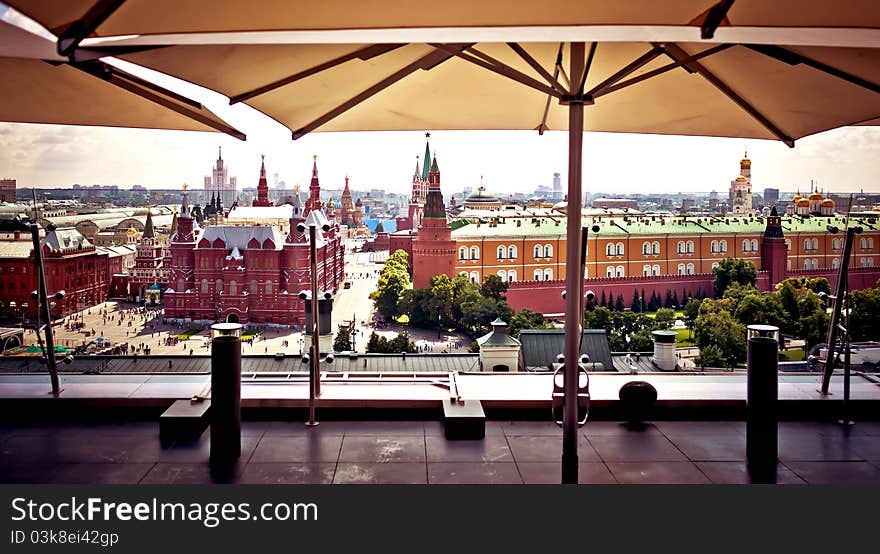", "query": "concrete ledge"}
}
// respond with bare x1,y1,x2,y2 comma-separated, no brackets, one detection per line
160,399,211,442
443,399,486,440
